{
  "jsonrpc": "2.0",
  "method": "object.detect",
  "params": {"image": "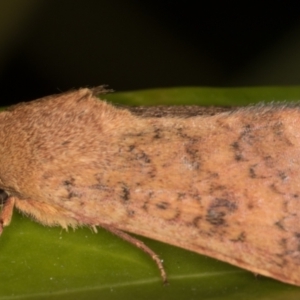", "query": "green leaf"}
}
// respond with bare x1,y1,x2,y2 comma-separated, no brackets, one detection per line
1,87,300,299
105,86,300,106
